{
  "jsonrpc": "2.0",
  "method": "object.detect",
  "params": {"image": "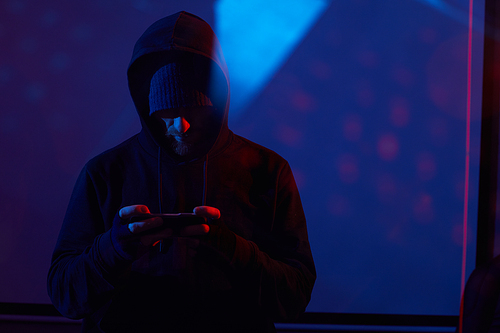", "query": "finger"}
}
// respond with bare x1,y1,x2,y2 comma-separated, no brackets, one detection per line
127,217,163,234
119,205,150,219
140,228,173,246
193,206,220,219
179,224,210,237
